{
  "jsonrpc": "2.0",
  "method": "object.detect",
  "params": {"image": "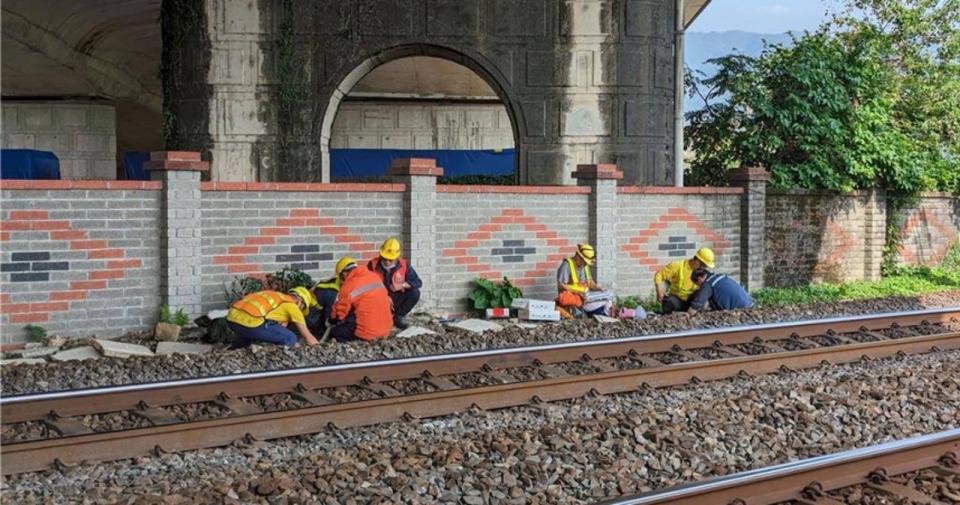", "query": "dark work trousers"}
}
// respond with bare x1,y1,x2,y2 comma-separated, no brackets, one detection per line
390,287,420,323
329,313,360,343
660,295,690,315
